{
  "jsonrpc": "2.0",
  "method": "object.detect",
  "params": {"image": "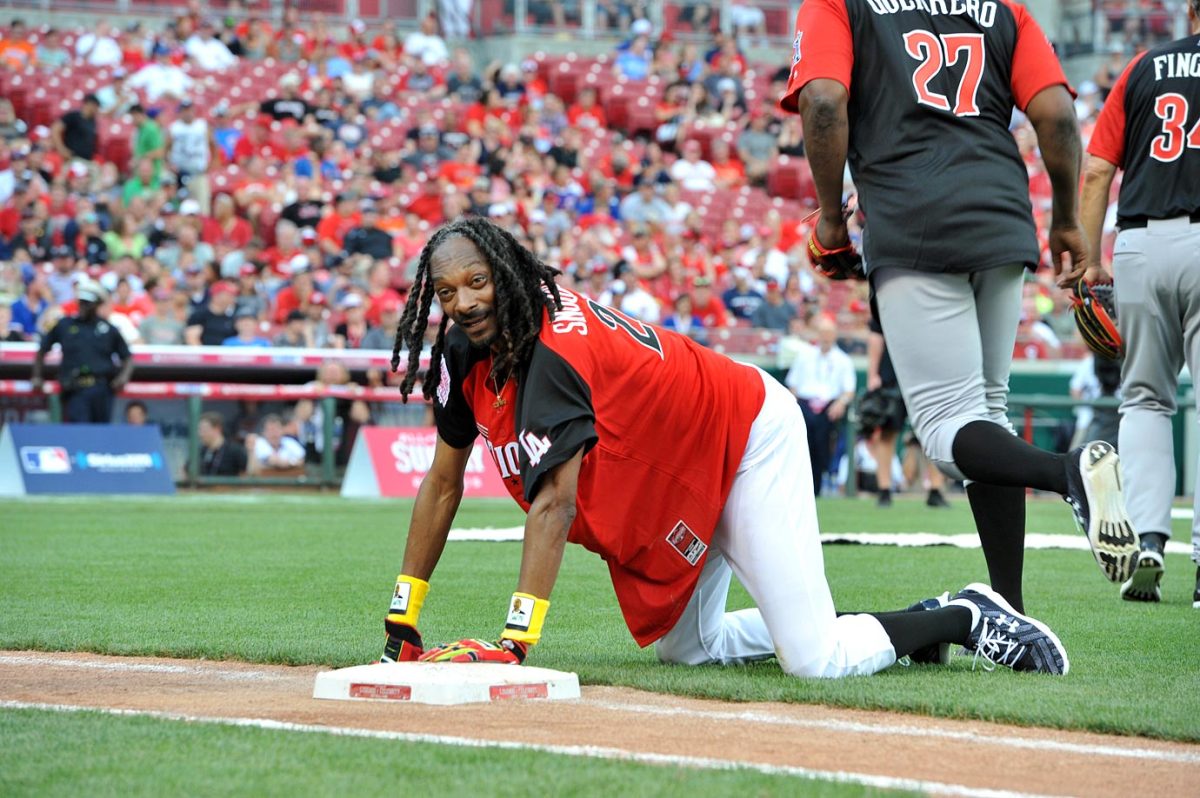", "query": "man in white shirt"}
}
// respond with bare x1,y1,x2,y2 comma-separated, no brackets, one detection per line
669,139,717,192
785,315,856,495
75,22,122,67
249,414,307,473
165,99,215,214
404,14,450,66
127,47,194,103
185,21,237,72
602,278,661,325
